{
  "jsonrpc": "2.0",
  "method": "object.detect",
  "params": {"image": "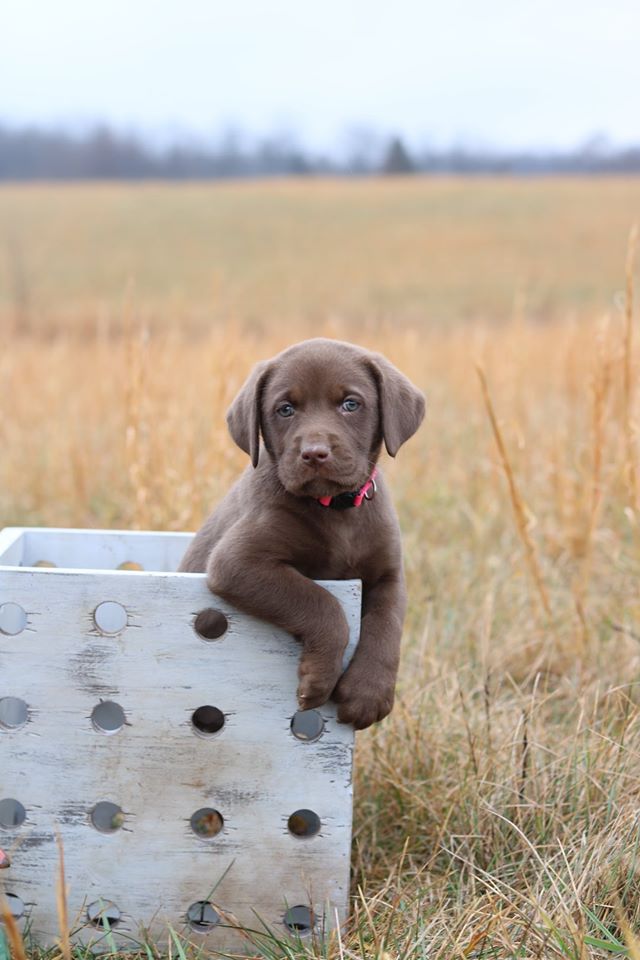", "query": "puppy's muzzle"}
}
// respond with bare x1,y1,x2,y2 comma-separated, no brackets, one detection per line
300,443,332,466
